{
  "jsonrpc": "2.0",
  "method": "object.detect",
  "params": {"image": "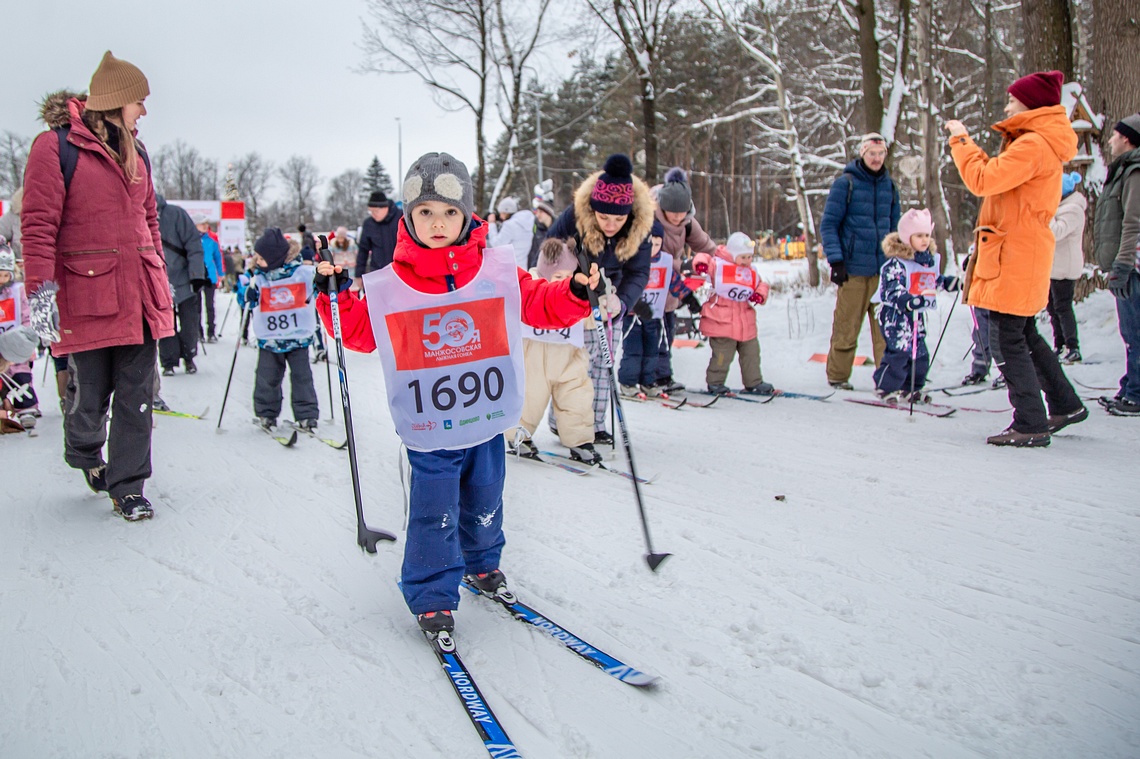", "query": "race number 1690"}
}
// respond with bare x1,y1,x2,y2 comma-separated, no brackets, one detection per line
407,367,505,413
